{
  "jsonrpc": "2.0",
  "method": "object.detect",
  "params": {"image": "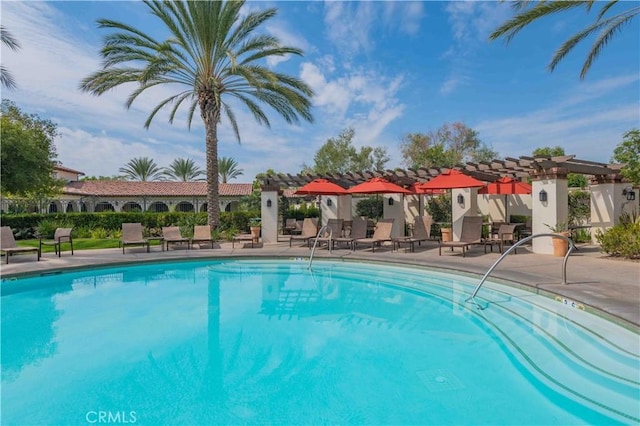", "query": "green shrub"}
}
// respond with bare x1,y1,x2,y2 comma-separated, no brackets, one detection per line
91,228,110,239
426,194,451,224
595,212,640,259
36,218,71,238
355,197,383,219
74,225,95,238
286,204,320,221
